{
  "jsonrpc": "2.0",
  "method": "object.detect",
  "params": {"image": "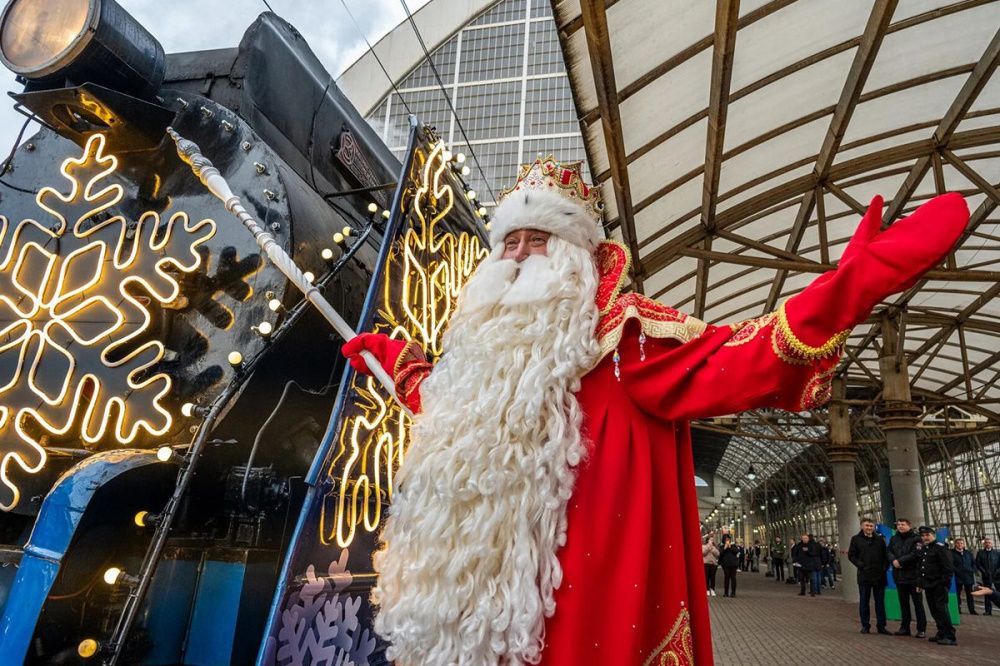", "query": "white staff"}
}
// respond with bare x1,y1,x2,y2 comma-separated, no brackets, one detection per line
166,127,401,406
